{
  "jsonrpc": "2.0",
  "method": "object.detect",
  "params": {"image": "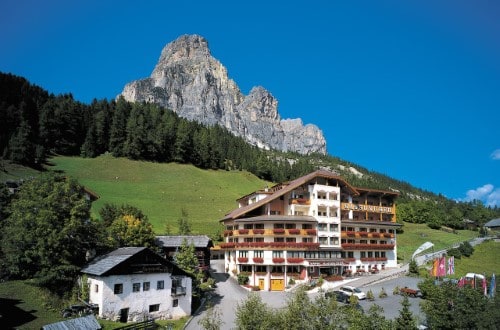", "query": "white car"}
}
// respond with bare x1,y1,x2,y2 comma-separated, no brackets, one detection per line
339,285,366,300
